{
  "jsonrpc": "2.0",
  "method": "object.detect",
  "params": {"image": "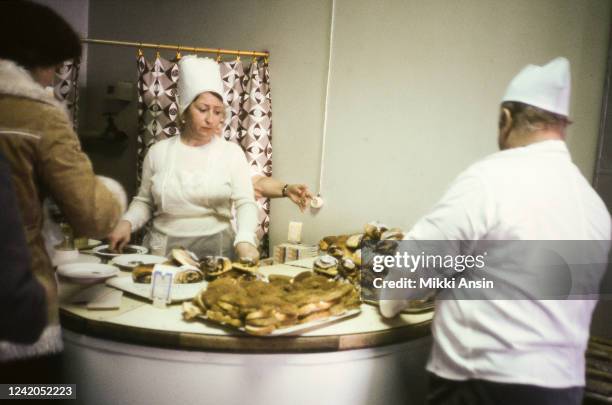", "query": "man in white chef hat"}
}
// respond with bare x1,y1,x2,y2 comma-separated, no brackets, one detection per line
380,57,611,404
